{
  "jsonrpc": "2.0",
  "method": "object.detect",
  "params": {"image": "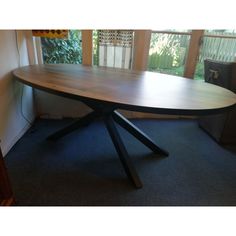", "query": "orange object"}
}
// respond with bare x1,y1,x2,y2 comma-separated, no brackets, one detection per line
32,30,69,39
